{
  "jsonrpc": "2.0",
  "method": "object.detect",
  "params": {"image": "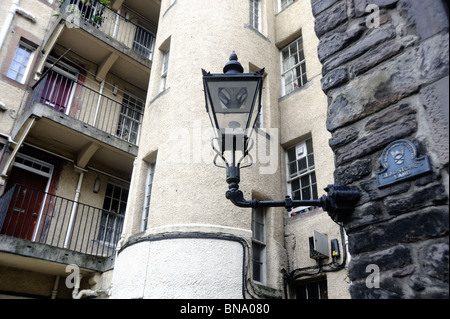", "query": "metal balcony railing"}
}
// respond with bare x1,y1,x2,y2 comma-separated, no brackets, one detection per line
31,70,143,146
0,184,124,257
60,0,156,60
